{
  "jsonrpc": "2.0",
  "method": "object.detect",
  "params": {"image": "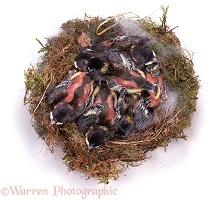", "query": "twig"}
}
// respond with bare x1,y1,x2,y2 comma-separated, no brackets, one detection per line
96,17,117,36
96,12,142,36
33,77,52,113
36,38,45,48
